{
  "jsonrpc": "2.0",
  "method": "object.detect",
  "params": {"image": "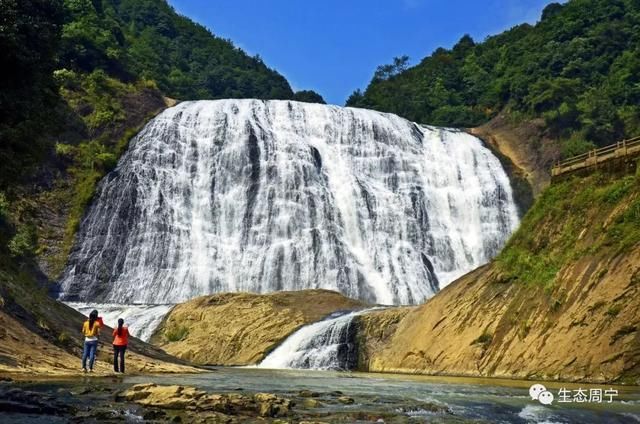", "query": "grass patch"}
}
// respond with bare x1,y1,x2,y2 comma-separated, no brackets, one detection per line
605,305,623,318
164,325,189,342
471,331,493,346
495,172,640,288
